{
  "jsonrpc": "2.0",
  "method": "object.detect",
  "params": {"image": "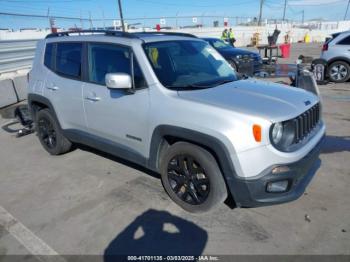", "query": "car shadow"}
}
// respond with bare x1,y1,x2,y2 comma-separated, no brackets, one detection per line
104,209,208,260
77,143,236,209
76,144,161,180
321,135,350,154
